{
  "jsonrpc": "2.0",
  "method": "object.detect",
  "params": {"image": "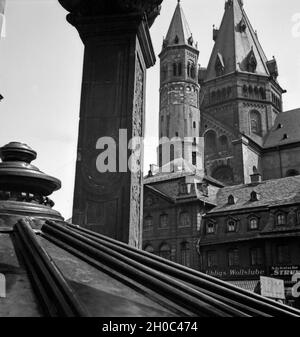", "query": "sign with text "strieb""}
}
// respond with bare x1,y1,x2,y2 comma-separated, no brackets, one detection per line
0,273,5,298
